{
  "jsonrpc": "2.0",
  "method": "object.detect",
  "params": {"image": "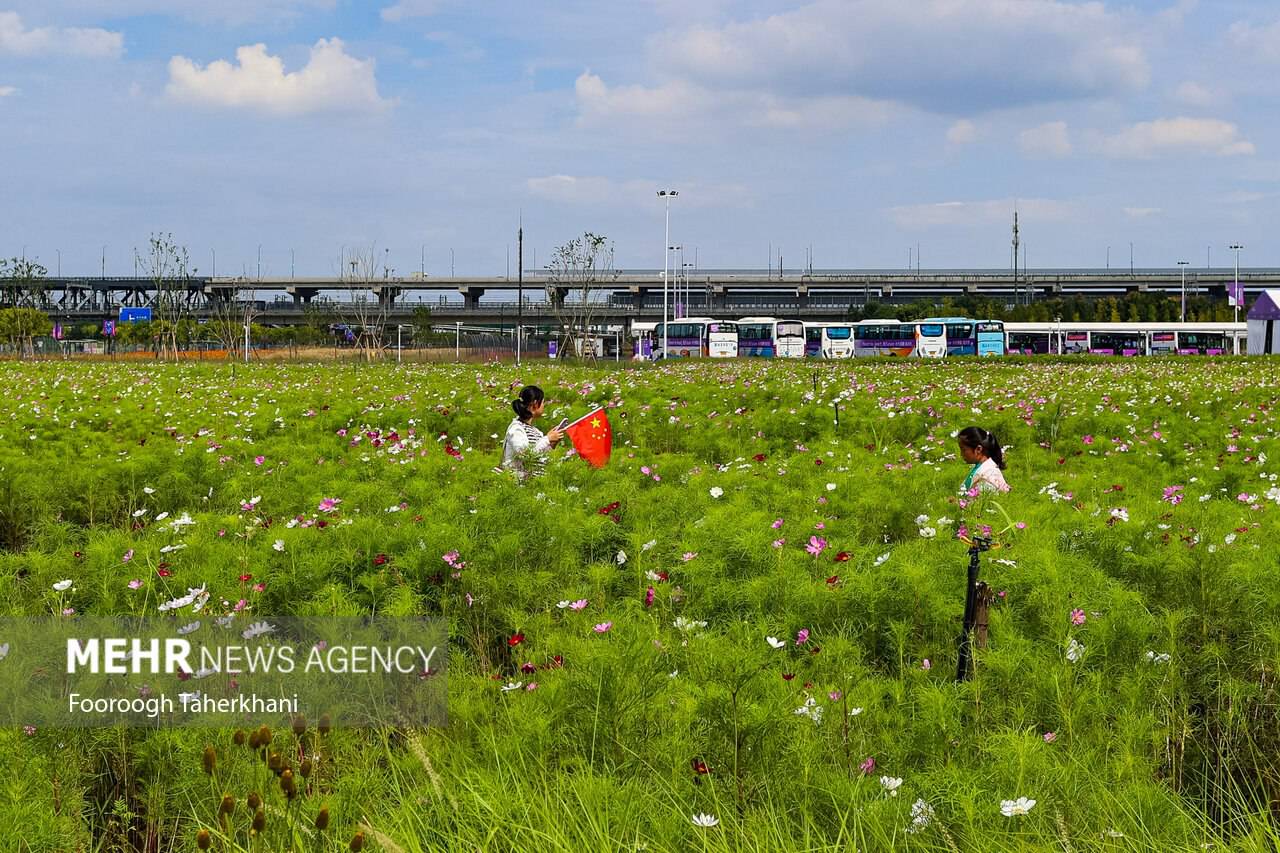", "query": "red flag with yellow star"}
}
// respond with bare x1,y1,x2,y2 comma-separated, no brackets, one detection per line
564,407,612,468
